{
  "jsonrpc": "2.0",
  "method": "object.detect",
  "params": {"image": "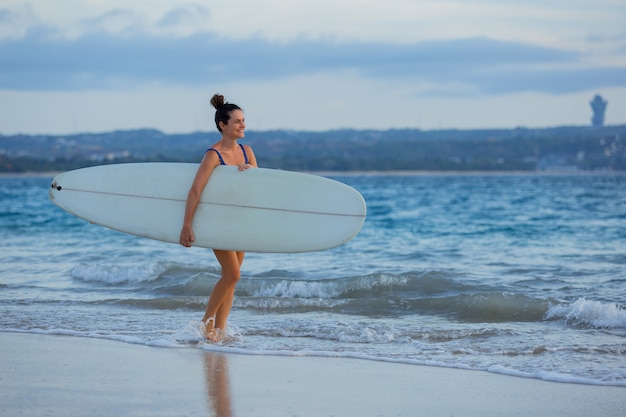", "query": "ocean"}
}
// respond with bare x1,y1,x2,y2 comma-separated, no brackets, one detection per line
1,171,625,386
